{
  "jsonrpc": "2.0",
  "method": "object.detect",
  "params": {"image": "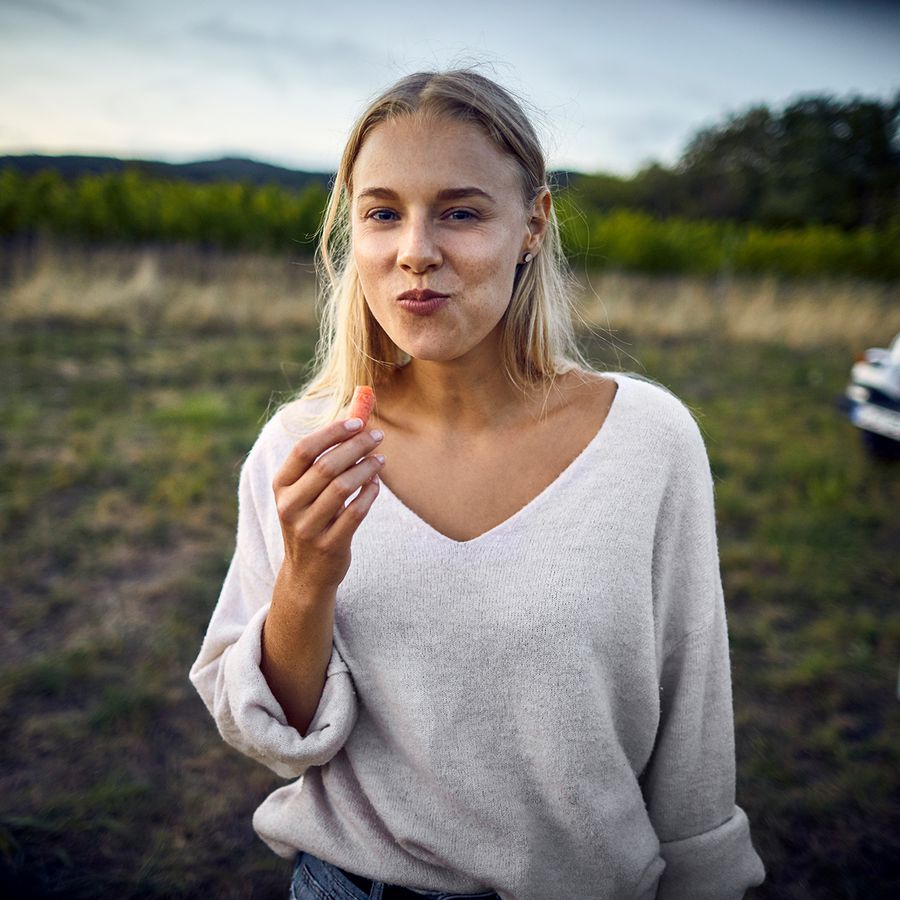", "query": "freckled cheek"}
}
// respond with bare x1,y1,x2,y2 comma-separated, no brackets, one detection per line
467,264,512,299
353,244,394,308
352,234,393,272
462,244,518,286
450,236,516,278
